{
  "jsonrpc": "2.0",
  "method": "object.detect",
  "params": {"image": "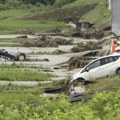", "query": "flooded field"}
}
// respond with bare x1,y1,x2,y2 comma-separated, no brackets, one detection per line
0,34,111,88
